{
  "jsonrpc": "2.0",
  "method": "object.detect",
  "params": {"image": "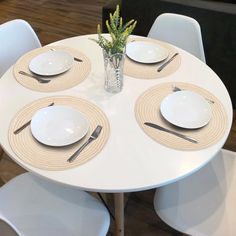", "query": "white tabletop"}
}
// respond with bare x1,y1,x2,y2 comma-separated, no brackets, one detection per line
0,34,233,193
